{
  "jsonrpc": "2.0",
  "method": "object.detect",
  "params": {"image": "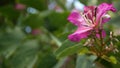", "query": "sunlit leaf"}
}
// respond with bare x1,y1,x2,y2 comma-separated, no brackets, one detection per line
102,55,117,64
